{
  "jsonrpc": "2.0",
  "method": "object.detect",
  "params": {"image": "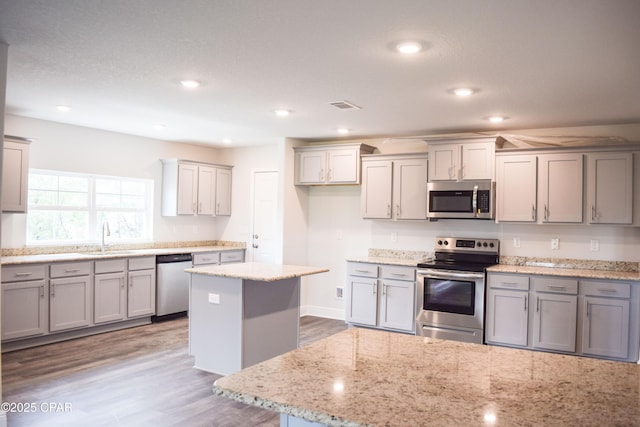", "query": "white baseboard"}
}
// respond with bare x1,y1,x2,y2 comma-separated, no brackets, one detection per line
300,305,344,320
